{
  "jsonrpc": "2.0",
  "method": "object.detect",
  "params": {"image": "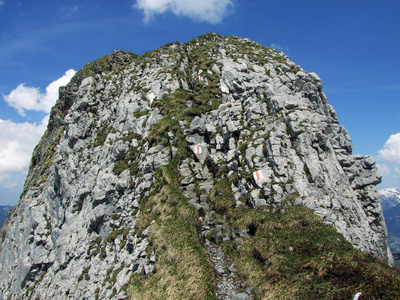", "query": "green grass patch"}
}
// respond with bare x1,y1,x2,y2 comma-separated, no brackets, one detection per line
78,266,91,282
291,66,301,74
80,51,137,78
219,205,400,299
112,132,142,176
129,174,216,299
106,229,124,244
133,110,148,118
93,123,115,148
210,178,235,214
113,149,140,176
225,35,287,65
23,126,65,193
